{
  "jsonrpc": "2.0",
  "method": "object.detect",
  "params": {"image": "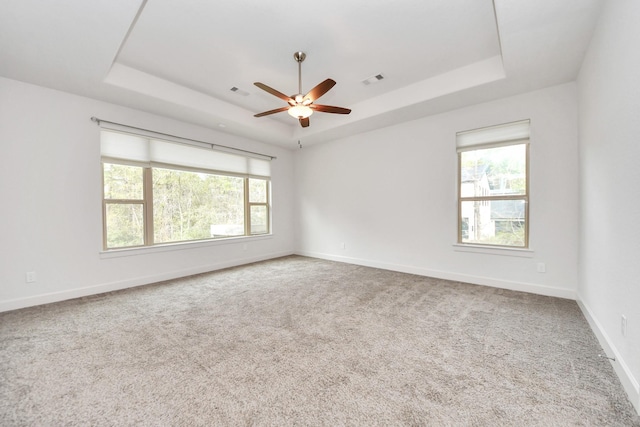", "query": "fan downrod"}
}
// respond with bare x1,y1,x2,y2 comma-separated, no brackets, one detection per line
293,52,306,95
